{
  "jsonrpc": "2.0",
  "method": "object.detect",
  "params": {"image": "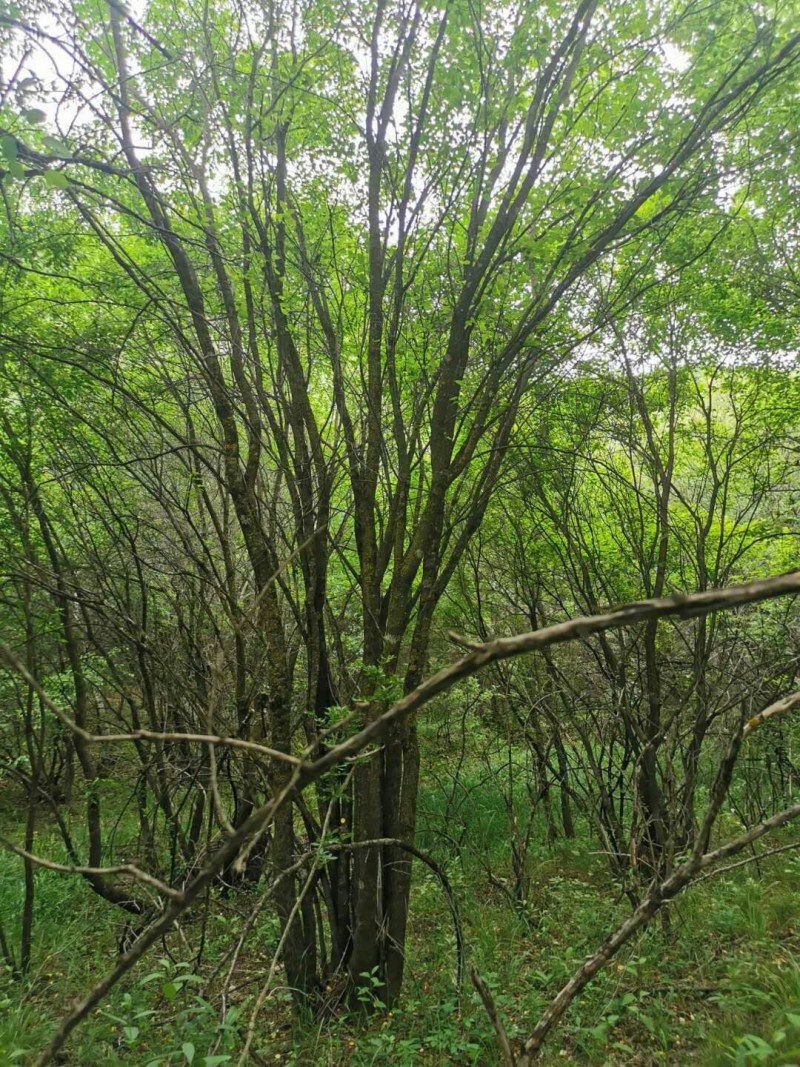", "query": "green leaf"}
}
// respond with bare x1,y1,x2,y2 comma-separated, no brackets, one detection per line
5,159,24,180
43,170,68,190
0,135,18,163
42,134,69,154
183,1043,195,1064
202,1058,231,1066
23,108,46,124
